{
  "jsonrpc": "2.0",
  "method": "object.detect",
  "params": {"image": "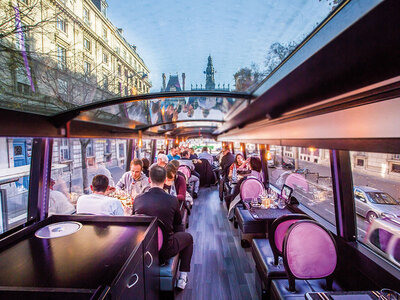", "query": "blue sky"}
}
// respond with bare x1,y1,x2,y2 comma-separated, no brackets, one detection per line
106,0,333,92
